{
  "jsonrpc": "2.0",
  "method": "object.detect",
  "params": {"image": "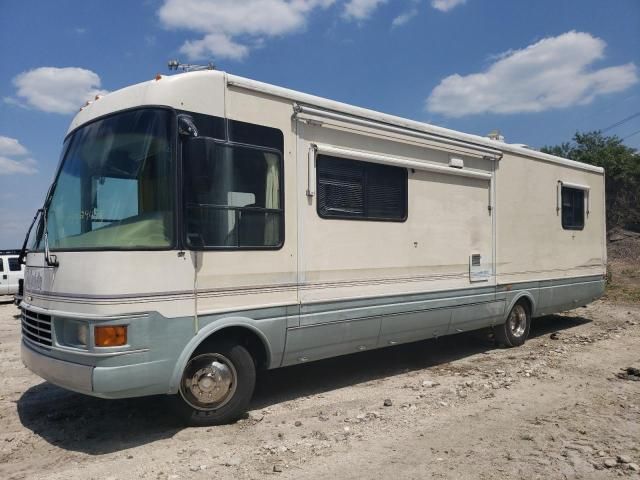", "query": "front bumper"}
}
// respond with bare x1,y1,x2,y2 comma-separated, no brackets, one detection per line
18,302,192,399
21,339,178,398
21,340,93,393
